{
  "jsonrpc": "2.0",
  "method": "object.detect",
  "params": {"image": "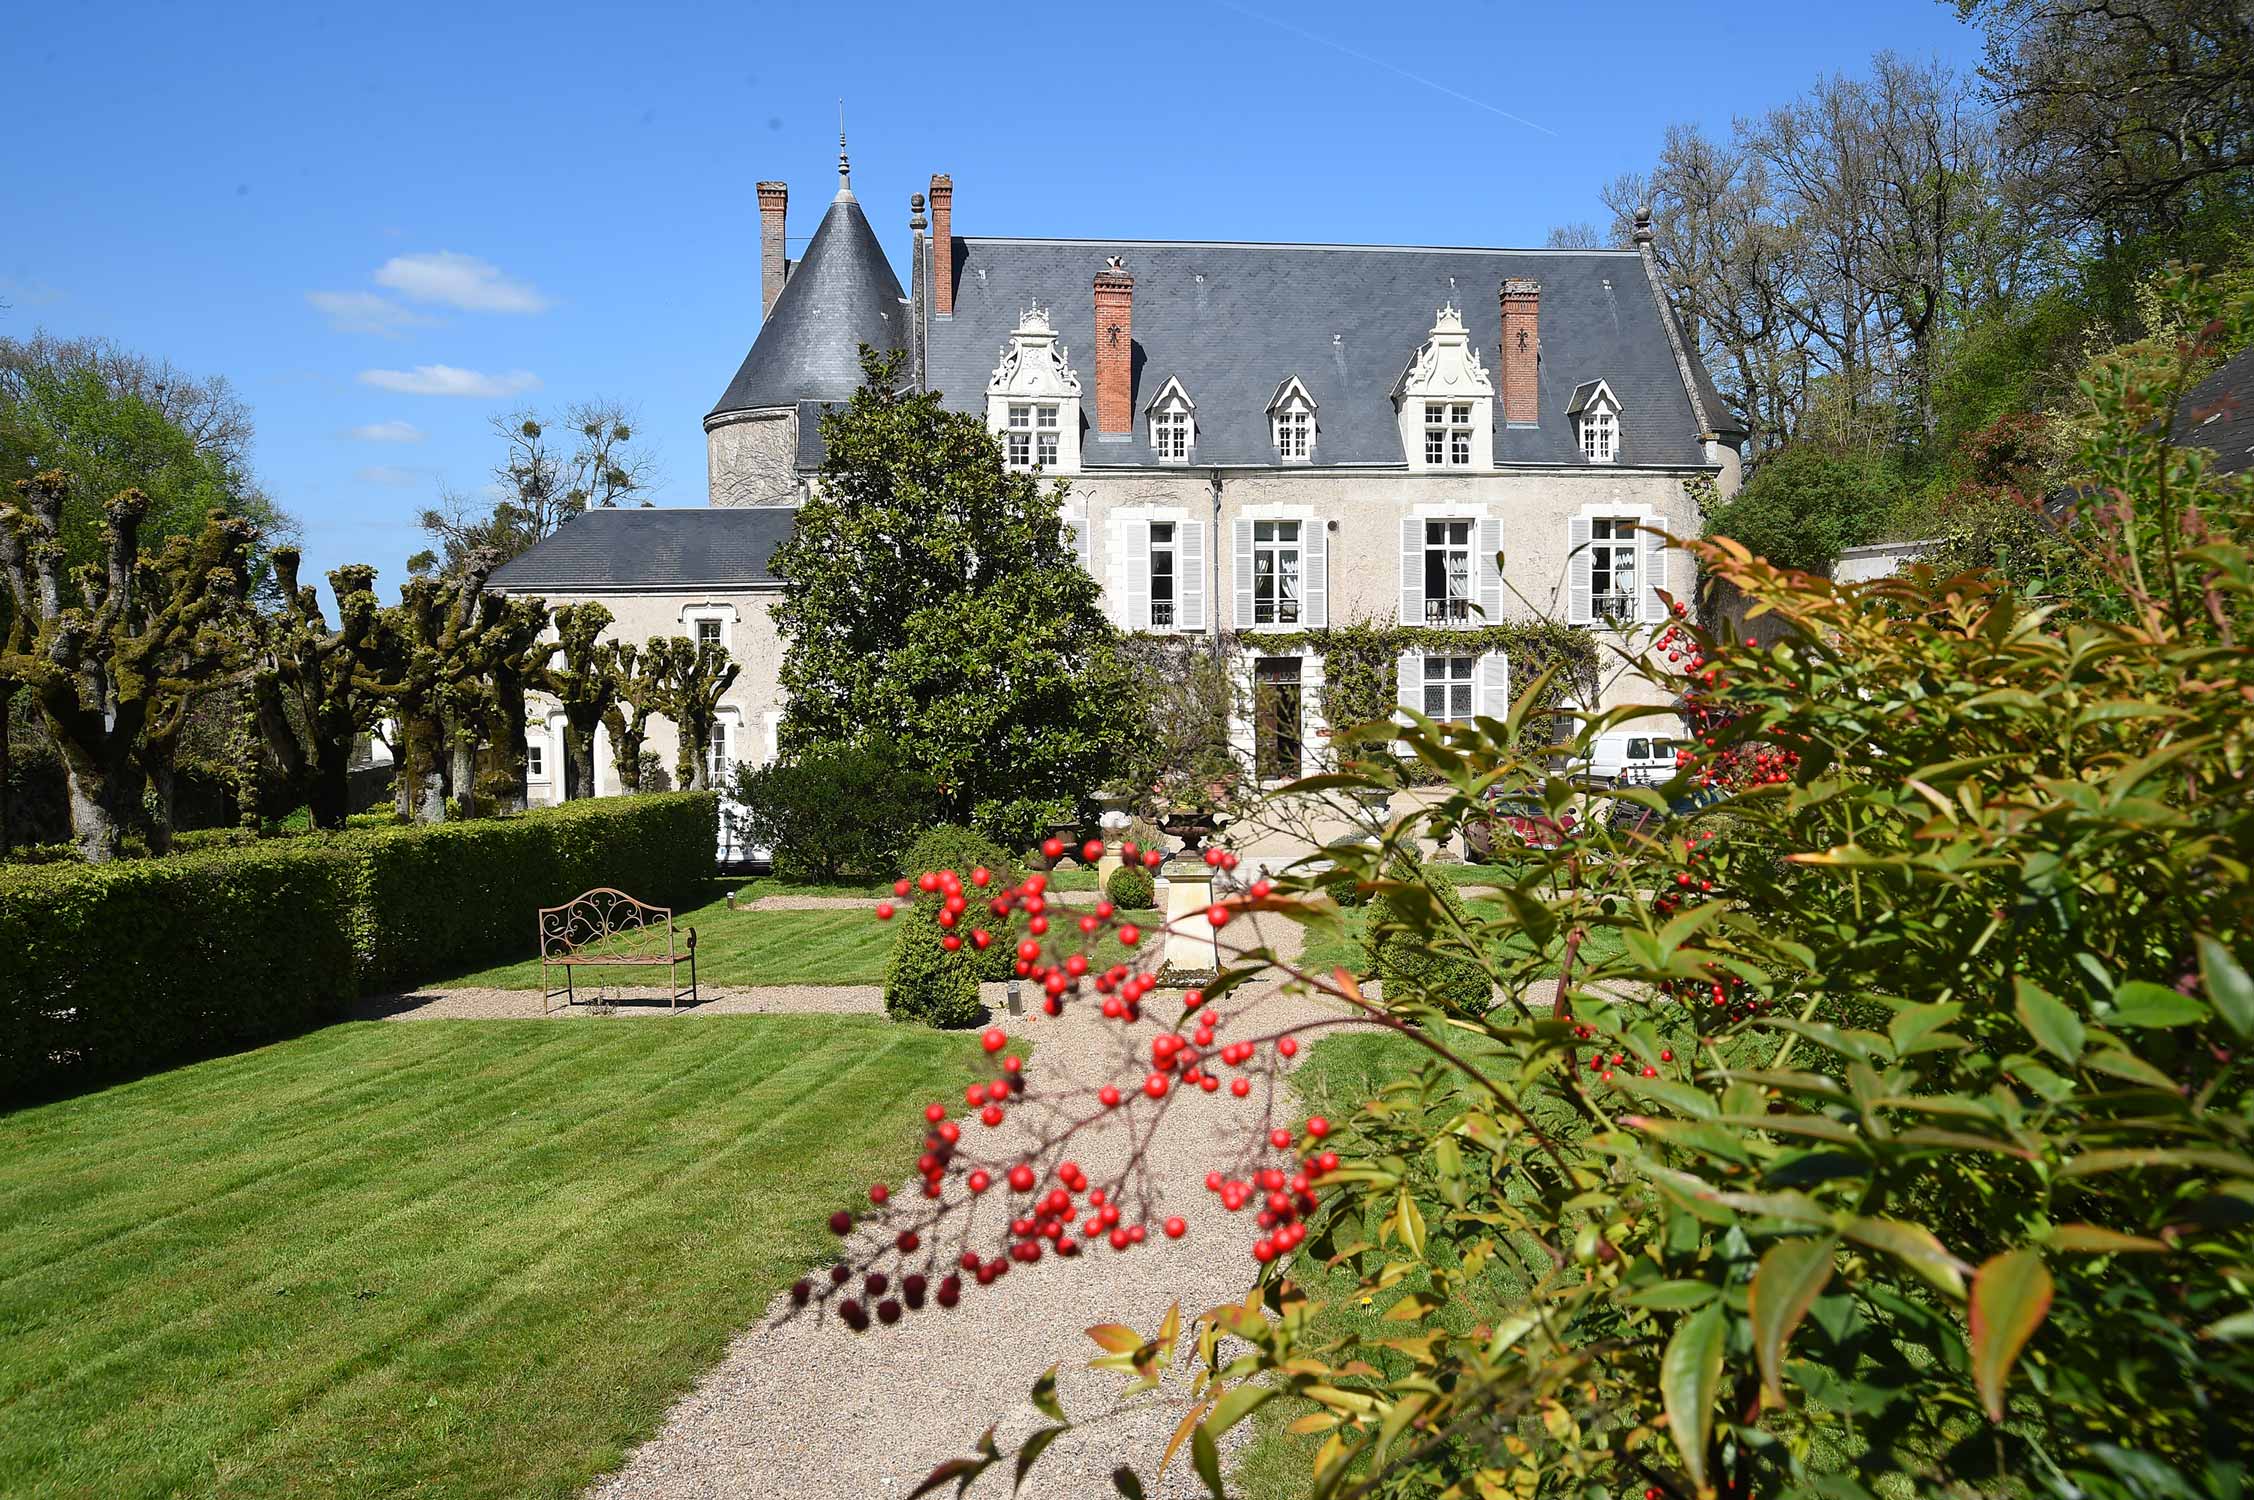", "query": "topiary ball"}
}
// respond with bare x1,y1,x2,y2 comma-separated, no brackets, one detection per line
1105,863,1156,910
